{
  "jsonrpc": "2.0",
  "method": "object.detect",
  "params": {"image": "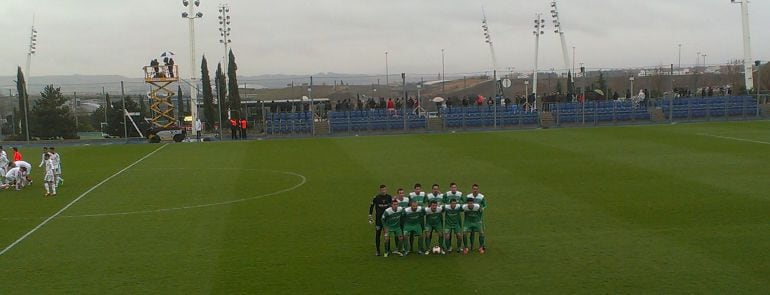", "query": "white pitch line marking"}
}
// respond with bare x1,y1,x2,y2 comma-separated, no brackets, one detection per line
59,169,307,218
697,133,770,145
0,144,169,257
